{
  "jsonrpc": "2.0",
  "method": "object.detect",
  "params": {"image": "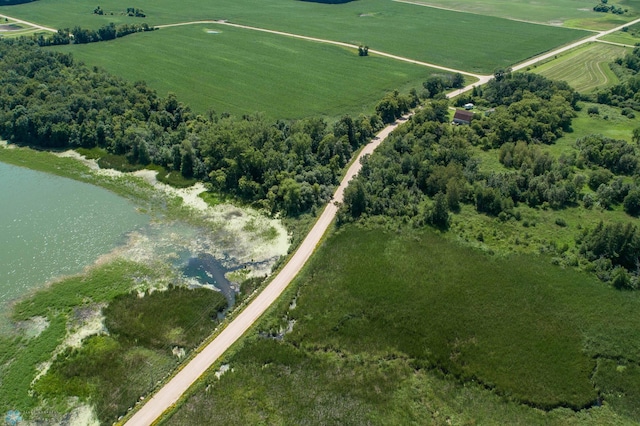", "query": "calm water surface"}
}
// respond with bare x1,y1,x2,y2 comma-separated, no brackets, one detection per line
0,161,149,317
